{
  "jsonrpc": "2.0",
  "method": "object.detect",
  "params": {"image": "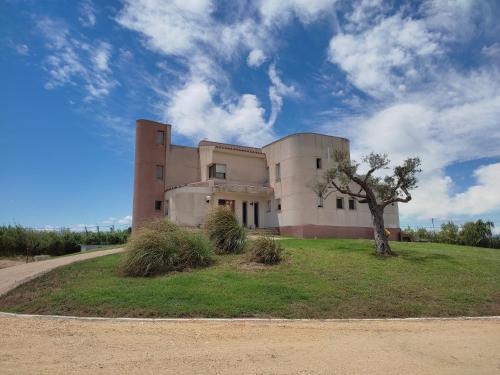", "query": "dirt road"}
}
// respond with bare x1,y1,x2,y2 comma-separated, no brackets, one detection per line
0,315,498,374
0,248,124,296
